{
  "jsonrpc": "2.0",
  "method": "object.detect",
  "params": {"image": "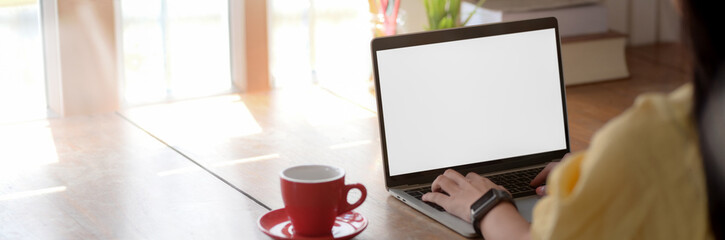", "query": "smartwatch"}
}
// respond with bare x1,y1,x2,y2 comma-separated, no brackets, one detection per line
470,188,515,236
